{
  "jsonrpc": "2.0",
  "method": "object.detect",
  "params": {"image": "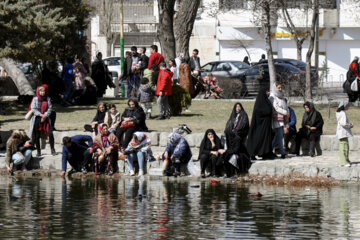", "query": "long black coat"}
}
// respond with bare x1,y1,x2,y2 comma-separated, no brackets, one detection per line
247,89,273,156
